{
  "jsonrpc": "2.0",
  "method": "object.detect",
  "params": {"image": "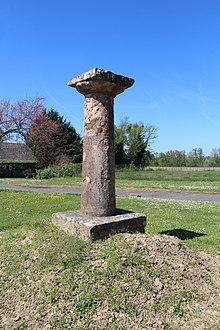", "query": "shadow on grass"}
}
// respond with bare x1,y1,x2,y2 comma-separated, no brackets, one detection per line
159,229,206,240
